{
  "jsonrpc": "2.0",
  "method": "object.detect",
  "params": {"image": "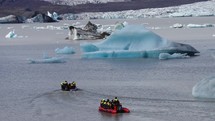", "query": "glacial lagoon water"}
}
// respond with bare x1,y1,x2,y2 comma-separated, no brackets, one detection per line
0,17,215,121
